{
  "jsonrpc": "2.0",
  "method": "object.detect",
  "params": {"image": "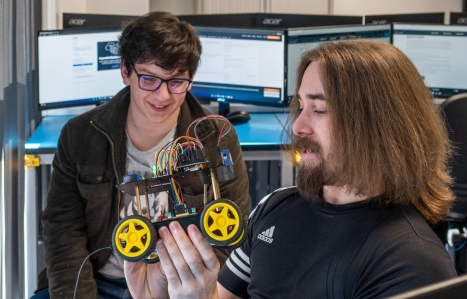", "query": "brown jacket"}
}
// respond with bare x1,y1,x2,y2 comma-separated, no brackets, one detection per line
38,86,250,298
